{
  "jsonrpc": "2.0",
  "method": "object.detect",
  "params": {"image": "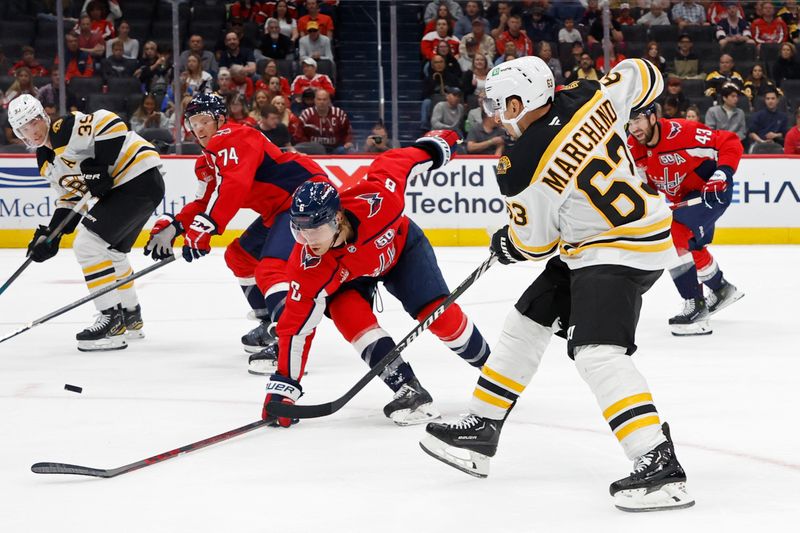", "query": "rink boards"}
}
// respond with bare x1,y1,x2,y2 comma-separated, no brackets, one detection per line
0,154,798,247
